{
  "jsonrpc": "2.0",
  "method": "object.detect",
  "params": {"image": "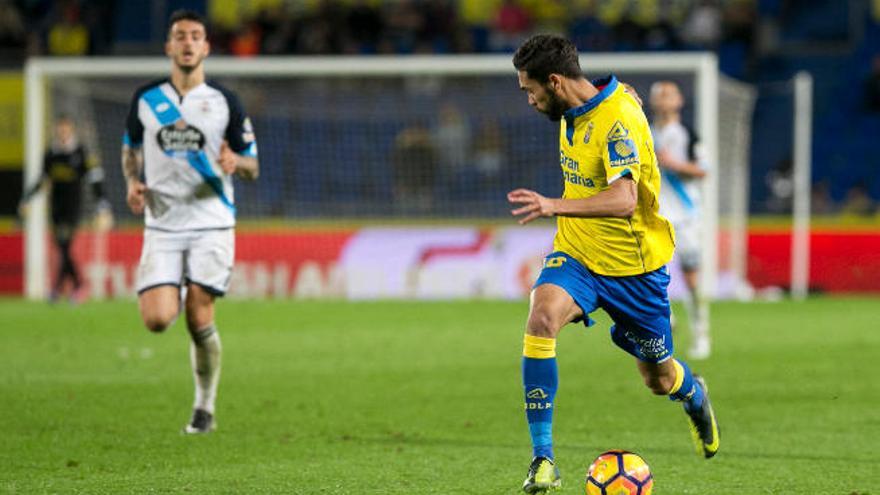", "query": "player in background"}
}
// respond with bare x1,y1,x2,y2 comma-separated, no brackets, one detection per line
508,35,719,493
19,115,112,303
122,10,258,434
649,81,711,360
